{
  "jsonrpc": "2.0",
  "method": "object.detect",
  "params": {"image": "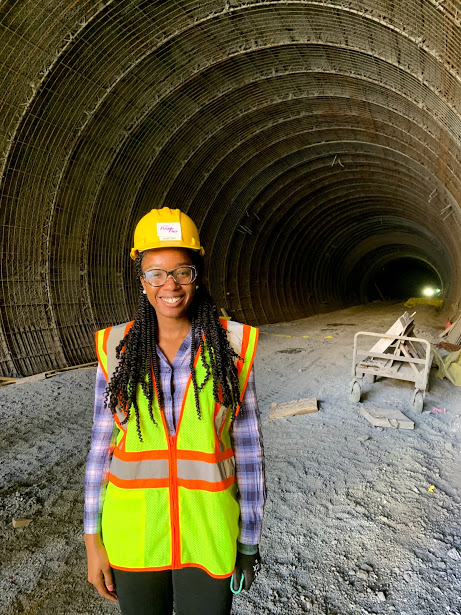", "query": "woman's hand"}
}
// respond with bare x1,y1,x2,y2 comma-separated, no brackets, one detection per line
84,533,117,602
233,549,261,591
